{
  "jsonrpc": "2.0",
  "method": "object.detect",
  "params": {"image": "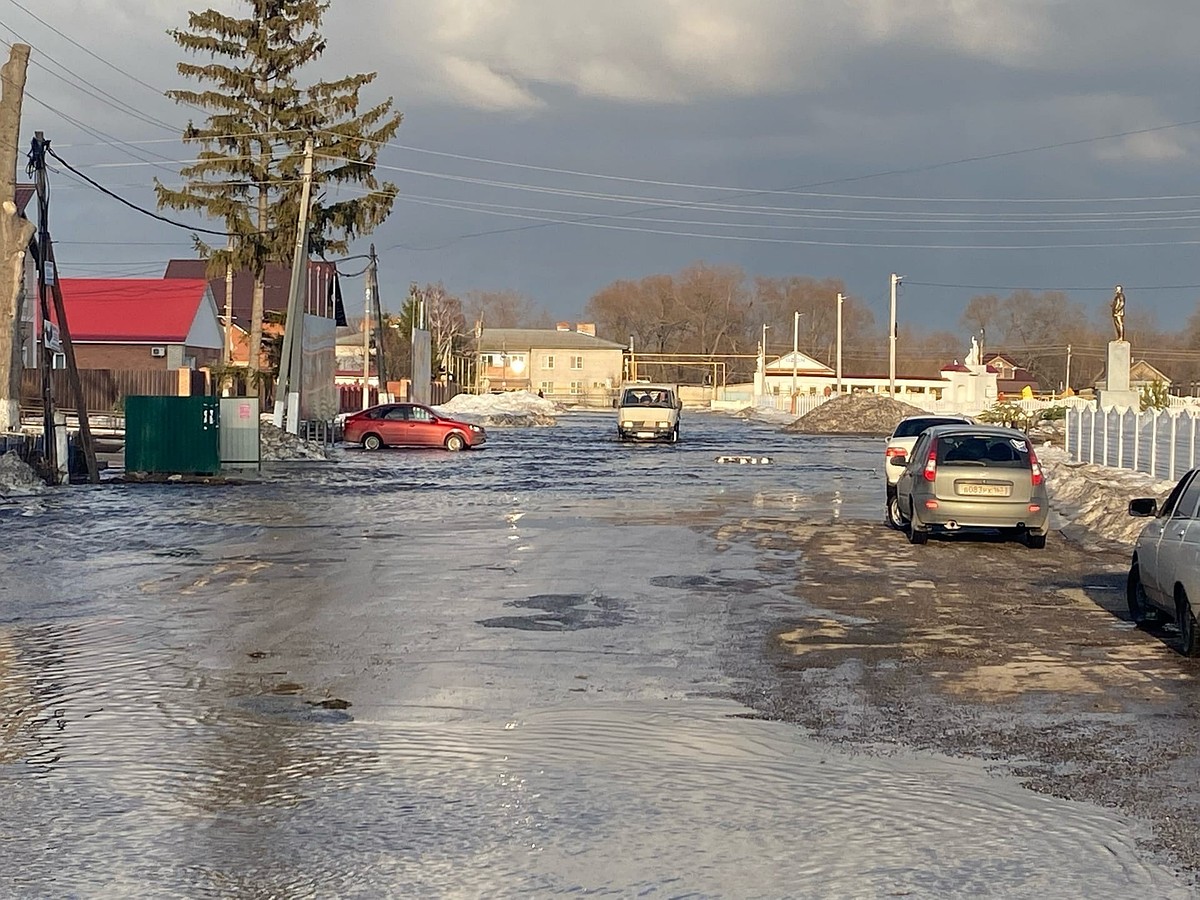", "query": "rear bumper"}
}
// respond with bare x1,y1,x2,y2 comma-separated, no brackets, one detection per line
917,499,1048,533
